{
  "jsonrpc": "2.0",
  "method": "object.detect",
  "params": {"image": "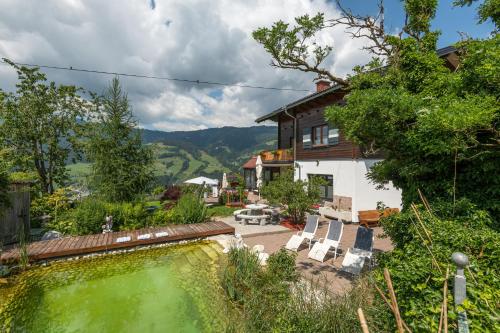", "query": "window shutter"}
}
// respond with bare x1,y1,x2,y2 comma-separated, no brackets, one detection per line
302,127,312,149
328,128,339,145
